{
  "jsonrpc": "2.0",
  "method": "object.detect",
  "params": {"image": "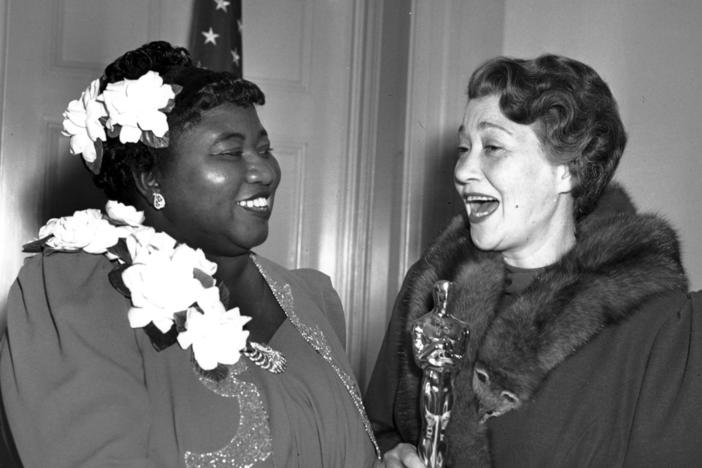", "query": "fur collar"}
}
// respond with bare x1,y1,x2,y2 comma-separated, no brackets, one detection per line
393,185,688,466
